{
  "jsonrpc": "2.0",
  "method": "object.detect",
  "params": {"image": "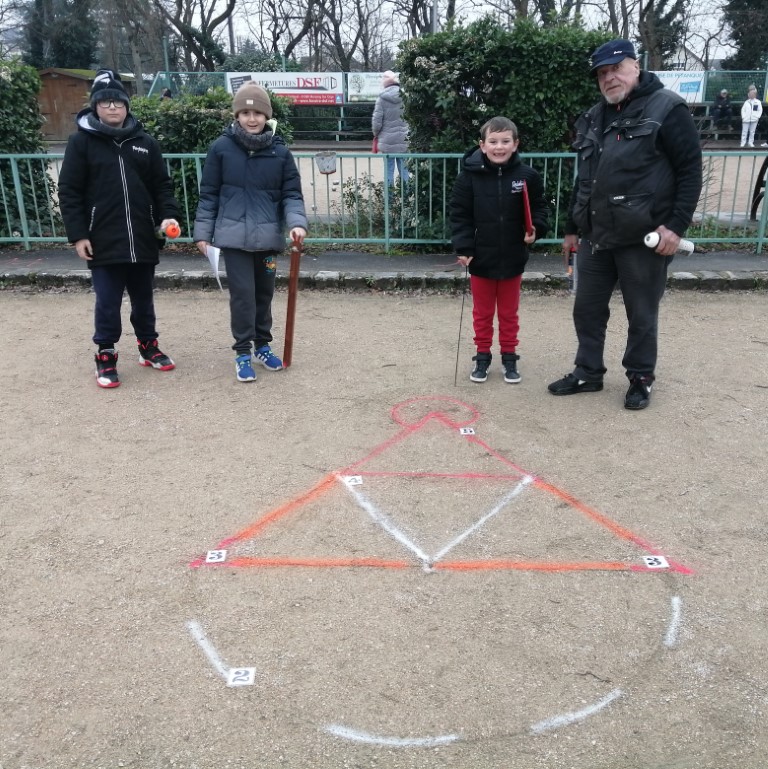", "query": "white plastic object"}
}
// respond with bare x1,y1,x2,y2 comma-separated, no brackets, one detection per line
644,231,694,254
